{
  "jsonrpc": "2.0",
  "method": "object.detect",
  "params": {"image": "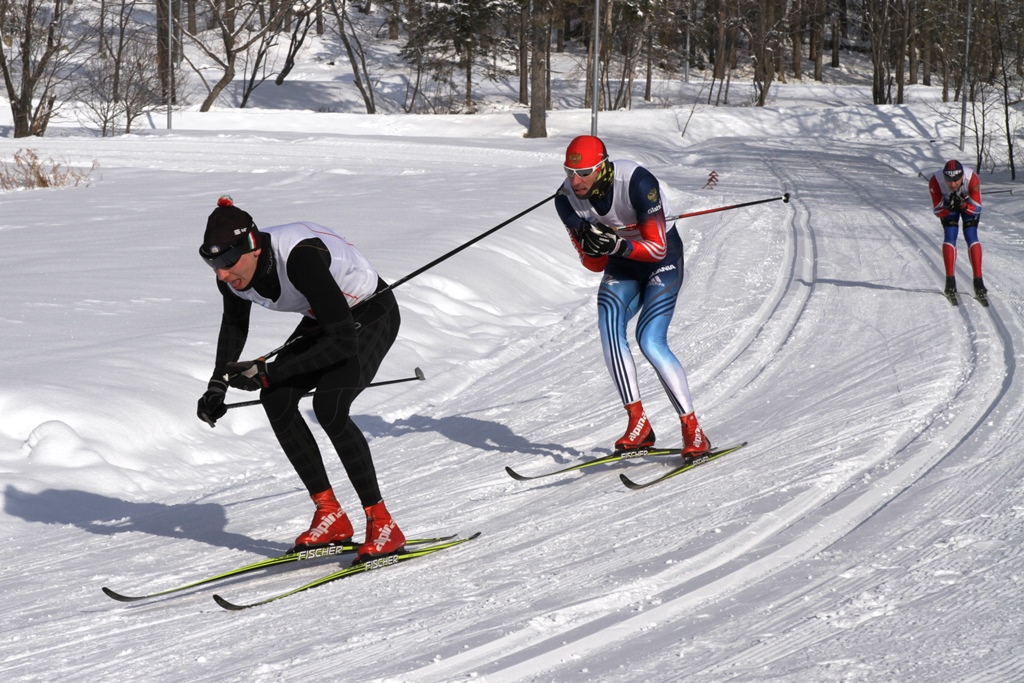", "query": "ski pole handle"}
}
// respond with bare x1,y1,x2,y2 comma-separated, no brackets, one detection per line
224,367,426,410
